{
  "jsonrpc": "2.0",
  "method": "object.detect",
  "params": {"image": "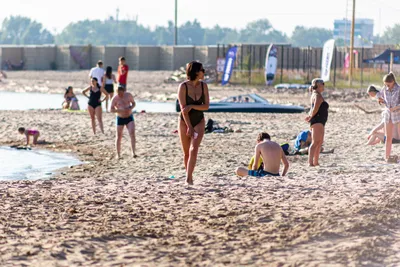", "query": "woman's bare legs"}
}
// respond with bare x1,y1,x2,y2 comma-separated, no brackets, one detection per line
88,106,96,135
385,121,393,160
105,92,113,112
185,119,205,184
309,123,324,166
95,106,104,134
178,119,191,171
